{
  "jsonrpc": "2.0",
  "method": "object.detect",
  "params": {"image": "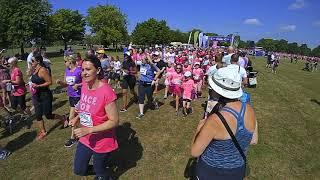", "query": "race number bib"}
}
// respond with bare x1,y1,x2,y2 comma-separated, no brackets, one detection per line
173,79,181,84
79,112,93,127
140,67,147,75
66,76,76,85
